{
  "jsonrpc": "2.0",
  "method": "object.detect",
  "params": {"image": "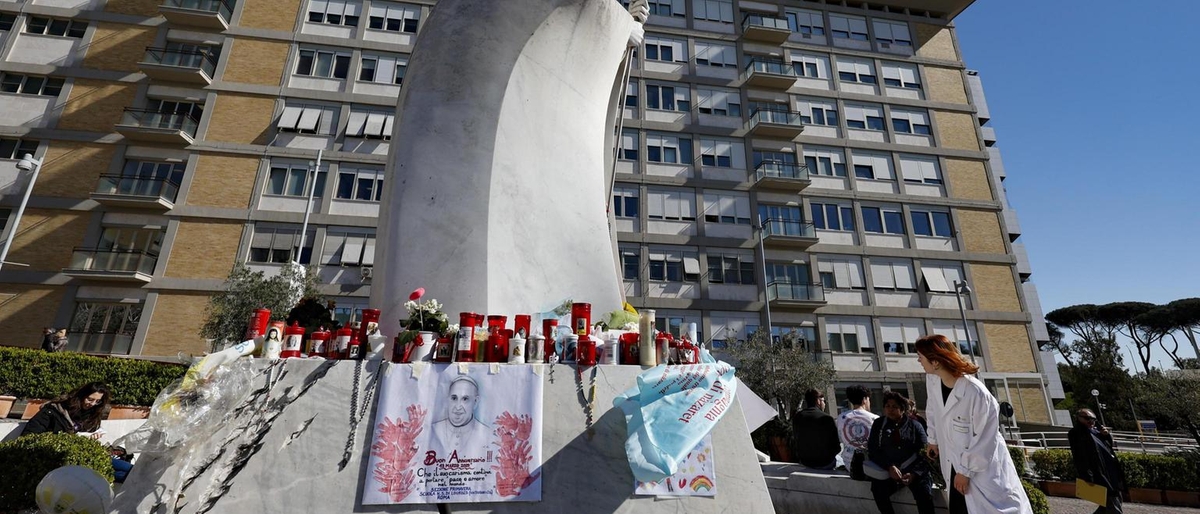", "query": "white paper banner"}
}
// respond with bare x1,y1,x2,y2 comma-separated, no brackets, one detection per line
634,435,717,497
363,363,544,504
